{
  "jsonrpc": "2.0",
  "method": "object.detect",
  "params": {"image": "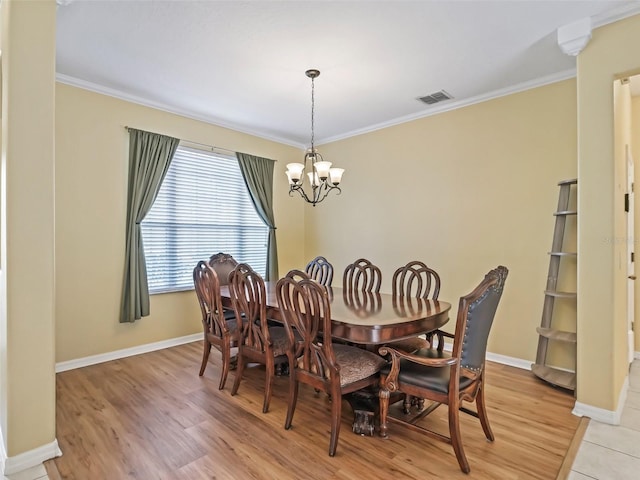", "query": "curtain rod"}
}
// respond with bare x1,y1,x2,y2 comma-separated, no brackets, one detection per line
124,126,247,158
